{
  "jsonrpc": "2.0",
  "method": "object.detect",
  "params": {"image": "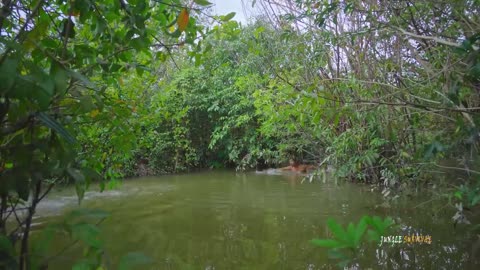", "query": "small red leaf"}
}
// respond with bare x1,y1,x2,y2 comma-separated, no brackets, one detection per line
177,8,189,32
